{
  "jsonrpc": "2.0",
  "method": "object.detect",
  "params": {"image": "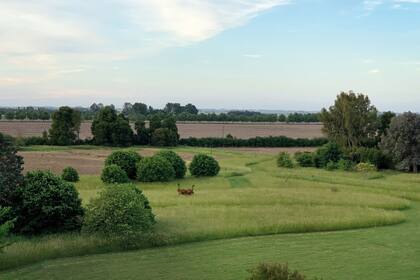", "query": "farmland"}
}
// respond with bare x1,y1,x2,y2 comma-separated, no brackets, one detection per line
1,146,420,279
0,121,323,140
